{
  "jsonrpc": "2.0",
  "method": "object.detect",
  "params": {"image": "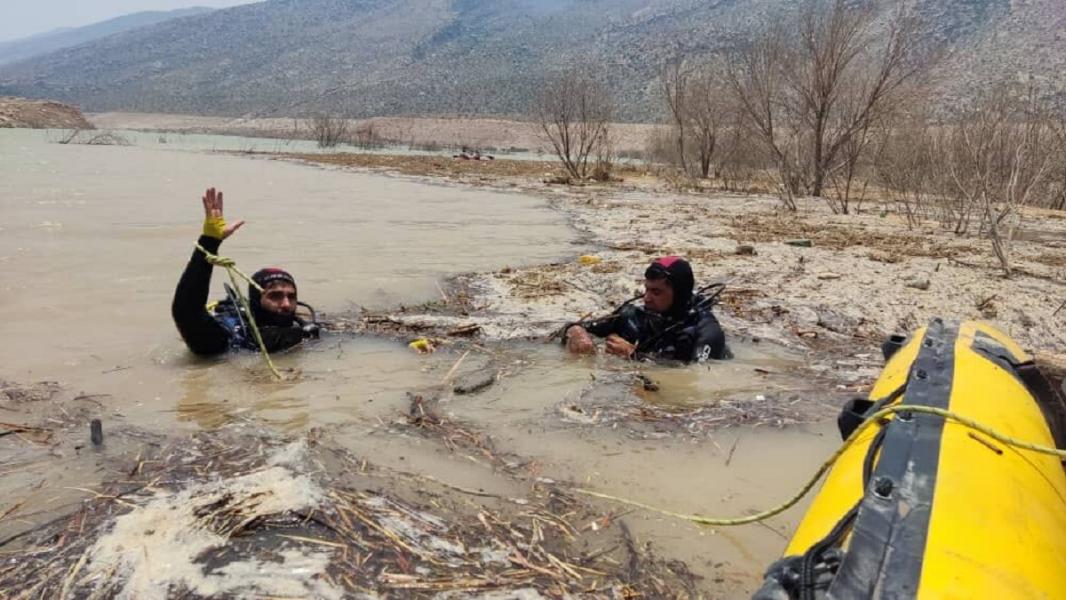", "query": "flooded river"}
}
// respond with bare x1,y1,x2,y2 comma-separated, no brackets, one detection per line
0,129,841,596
